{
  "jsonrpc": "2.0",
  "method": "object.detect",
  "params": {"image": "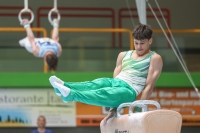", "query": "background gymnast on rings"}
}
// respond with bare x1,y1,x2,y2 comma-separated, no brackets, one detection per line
19,18,62,71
